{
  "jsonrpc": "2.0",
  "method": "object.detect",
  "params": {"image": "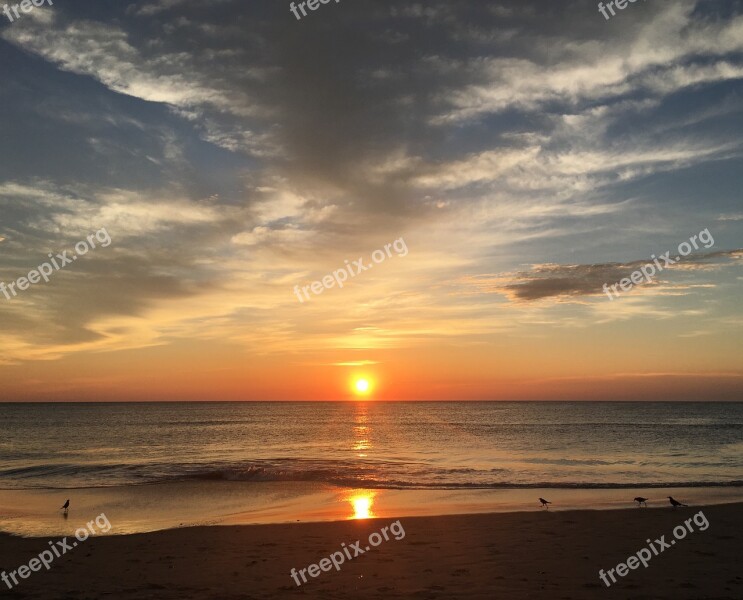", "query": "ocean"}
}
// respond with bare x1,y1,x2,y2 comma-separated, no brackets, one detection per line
1,401,742,535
